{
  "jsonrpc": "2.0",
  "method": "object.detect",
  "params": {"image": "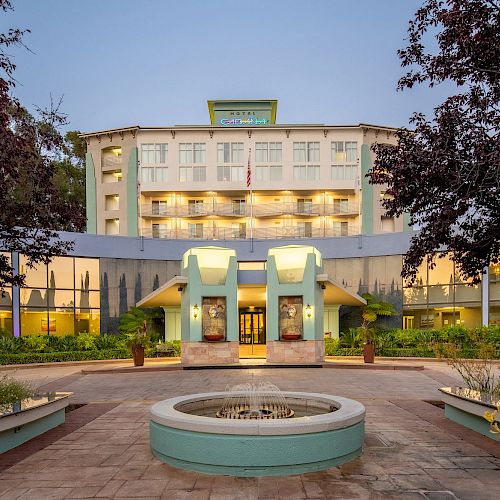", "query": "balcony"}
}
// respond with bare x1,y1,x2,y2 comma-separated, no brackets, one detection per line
141,202,359,219
102,155,122,170
143,225,359,241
